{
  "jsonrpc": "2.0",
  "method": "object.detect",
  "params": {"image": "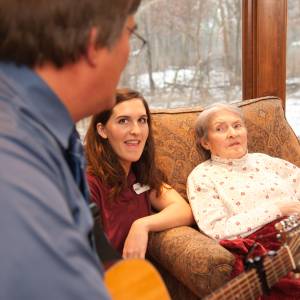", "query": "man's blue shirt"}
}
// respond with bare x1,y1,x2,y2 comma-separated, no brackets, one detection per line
0,63,110,299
